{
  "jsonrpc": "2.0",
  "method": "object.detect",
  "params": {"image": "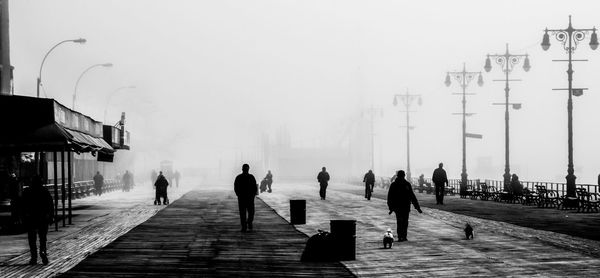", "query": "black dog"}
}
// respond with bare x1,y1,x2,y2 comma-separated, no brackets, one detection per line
464,223,474,240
